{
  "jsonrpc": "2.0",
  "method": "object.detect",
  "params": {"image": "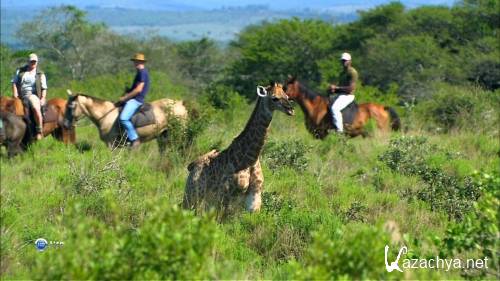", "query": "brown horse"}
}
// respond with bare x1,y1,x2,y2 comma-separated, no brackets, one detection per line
285,77,400,139
0,96,76,144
